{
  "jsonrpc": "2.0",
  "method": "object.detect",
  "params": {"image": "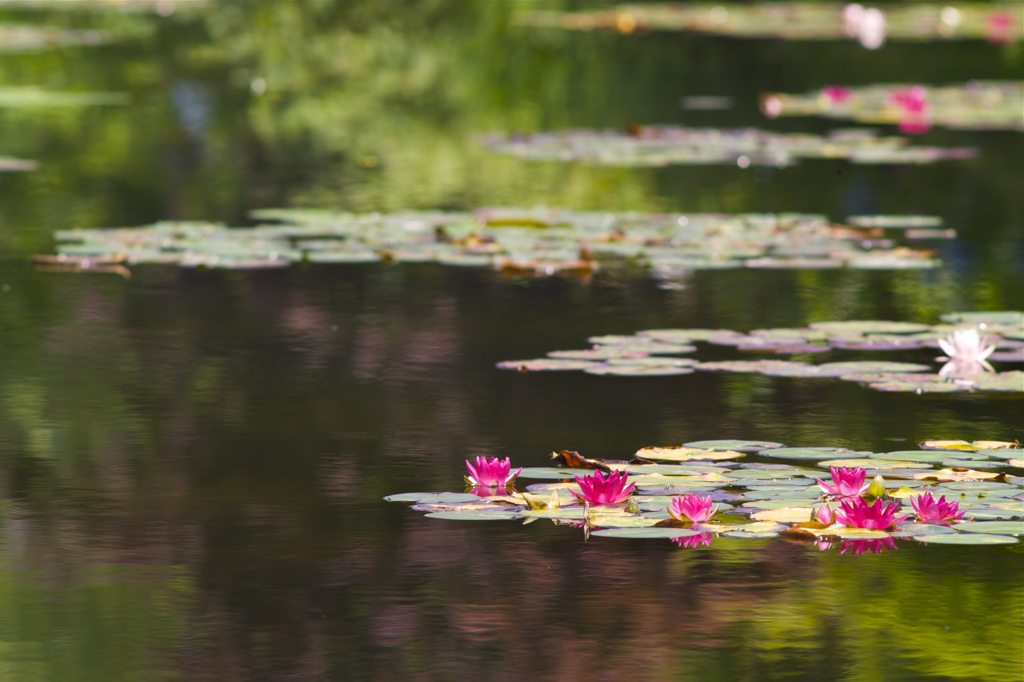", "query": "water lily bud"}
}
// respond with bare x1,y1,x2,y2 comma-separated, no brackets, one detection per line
867,474,887,498
548,489,561,509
